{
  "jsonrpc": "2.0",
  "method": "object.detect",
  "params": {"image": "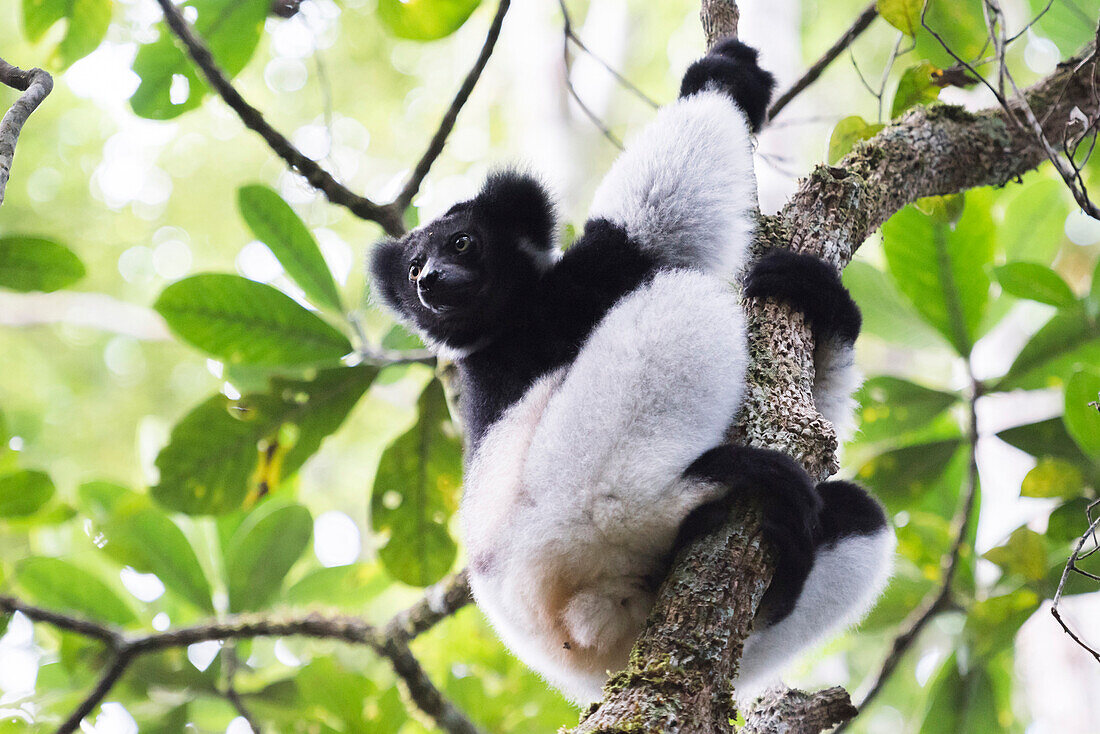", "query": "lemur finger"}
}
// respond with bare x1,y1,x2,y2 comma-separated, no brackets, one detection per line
743,250,862,346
